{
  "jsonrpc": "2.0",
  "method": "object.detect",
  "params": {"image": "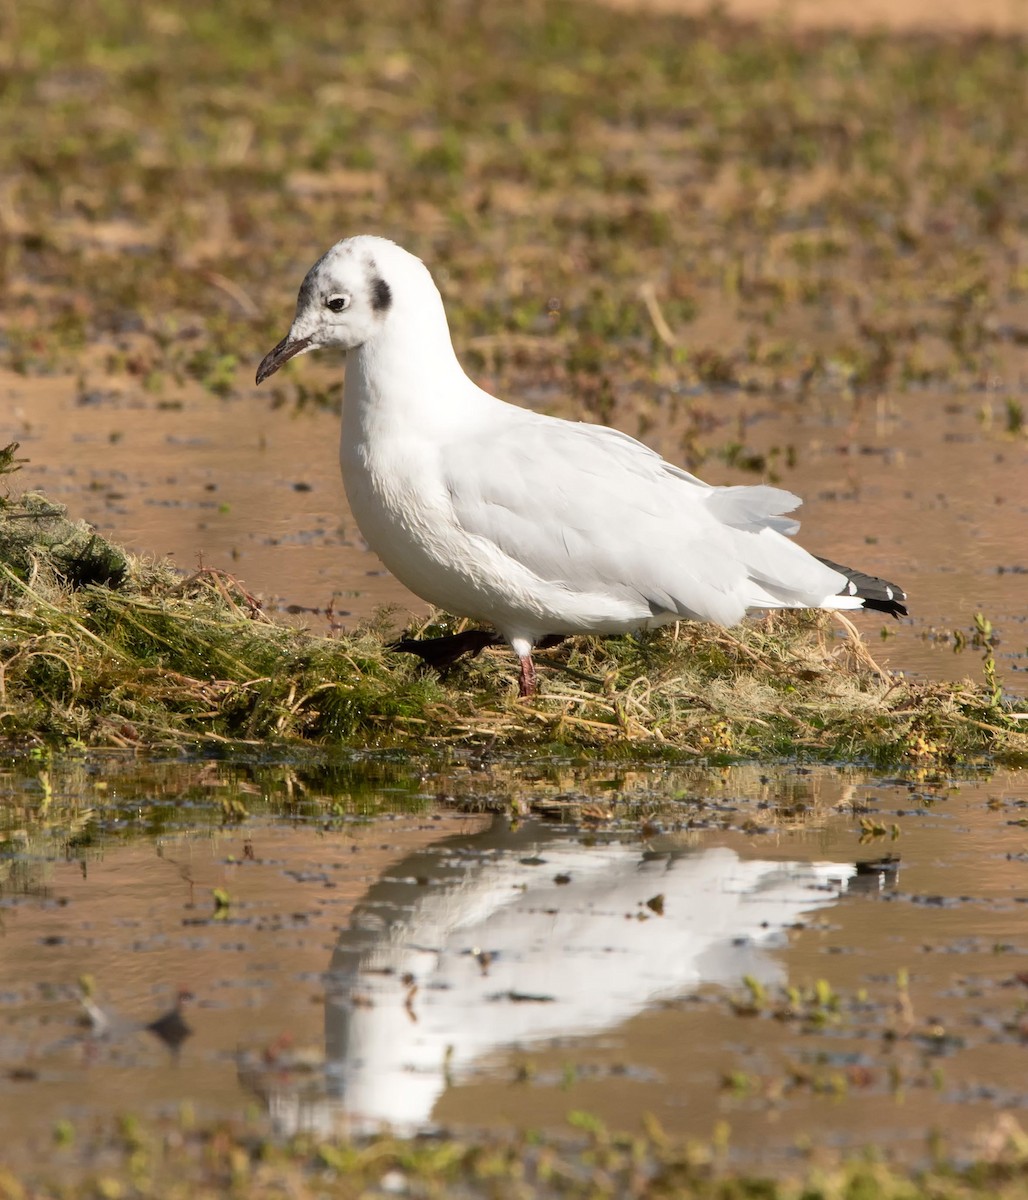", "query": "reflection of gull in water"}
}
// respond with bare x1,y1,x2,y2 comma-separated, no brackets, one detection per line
247,819,854,1136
